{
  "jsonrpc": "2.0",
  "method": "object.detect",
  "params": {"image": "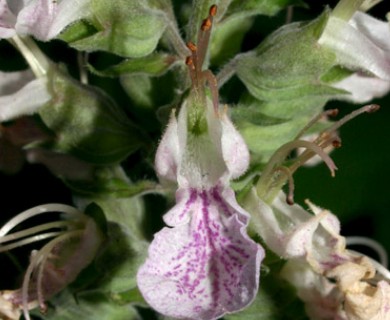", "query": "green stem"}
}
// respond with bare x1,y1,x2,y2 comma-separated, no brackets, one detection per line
8,35,50,78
